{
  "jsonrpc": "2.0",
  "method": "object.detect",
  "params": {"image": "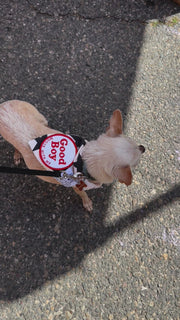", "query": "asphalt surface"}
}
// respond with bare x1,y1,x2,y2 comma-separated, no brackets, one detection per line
0,0,180,319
